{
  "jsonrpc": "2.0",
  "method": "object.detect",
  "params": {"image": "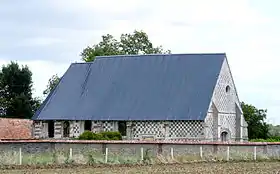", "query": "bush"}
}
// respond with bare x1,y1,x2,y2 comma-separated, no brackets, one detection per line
92,133,105,140
250,136,280,142
78,131,122,140
100,131,122,140
78,130,94,140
